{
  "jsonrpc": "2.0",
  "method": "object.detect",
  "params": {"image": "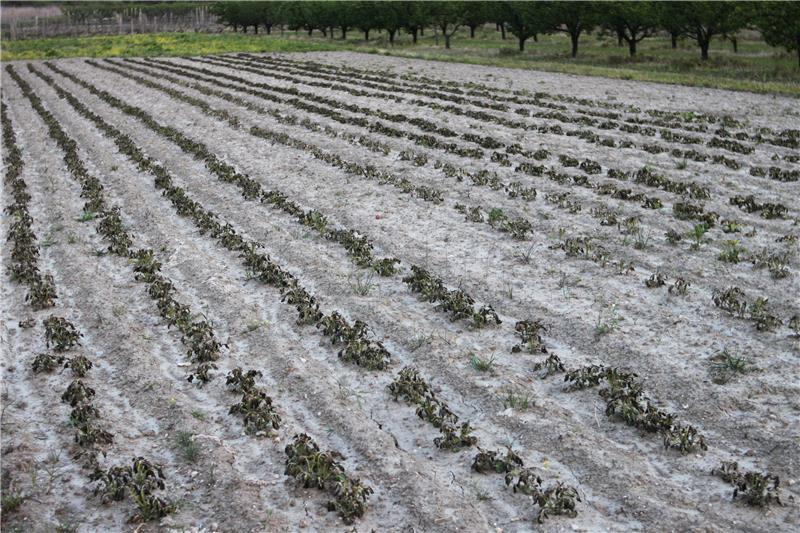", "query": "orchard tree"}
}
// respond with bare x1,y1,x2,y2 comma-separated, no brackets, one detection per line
429,1,465,49
254,1,284,35
354,1,381,41
602,1,659,56
378,2,409,45
211,2,247,33
754,1,800,67
680,1,743,60
401,1,431,44
282,1,320,36
656,1,685,49
502,2,550,52
323,1,357,39
462,1,489,38
546,1,599,58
